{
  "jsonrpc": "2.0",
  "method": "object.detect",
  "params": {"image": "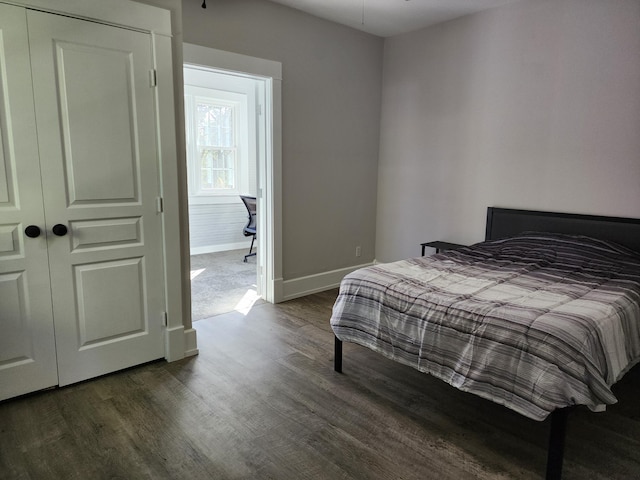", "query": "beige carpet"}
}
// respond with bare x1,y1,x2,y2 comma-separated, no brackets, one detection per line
190,249,263,321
